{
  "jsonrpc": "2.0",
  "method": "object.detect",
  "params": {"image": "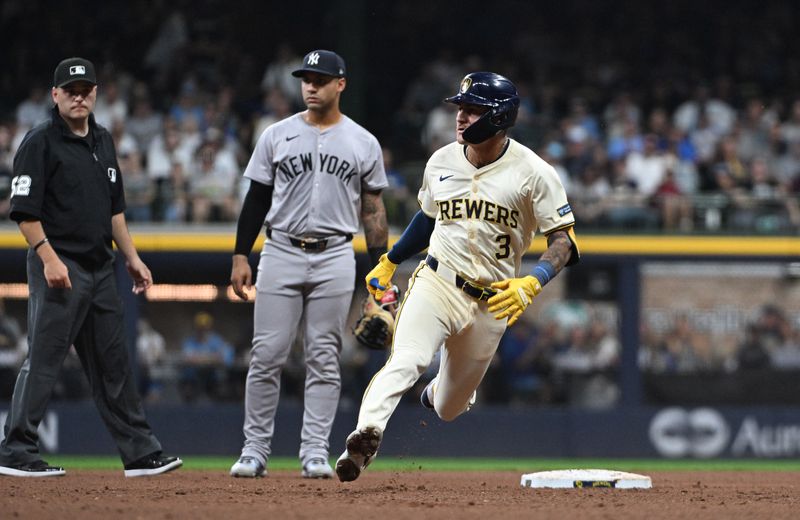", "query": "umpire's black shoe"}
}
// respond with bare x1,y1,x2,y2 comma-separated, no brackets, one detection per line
0,459,66,477
124,452,183,477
